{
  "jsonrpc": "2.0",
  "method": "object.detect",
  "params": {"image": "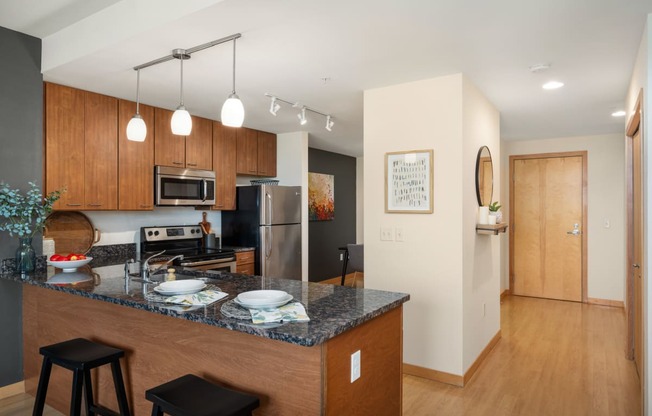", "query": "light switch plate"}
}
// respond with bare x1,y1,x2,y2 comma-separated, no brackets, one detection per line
380,227,394,241
395,227,404,242
351,350,361,382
